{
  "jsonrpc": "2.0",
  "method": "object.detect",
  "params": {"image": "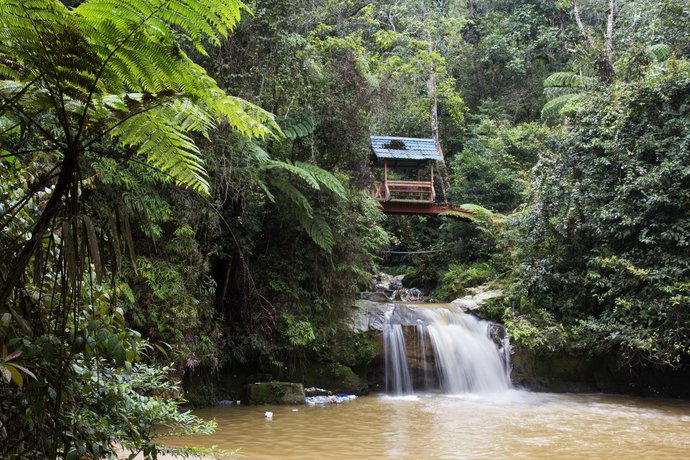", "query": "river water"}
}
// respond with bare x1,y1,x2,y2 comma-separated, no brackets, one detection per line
163,391,690,459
